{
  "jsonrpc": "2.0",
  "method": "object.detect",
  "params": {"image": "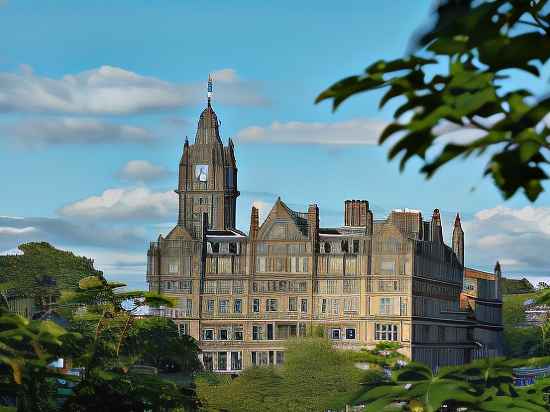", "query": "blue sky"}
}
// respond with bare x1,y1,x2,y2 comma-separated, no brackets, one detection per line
1,0,550,289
